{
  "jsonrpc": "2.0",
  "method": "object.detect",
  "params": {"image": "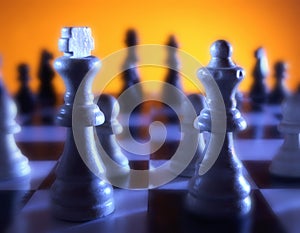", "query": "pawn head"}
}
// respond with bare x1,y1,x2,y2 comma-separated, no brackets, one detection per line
208,40,235,68
274,61,288,77
18,63,30,82
125,29,138,47
167,35,178,48
210,40,232,59
254,47,266,59
97,94,120,121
